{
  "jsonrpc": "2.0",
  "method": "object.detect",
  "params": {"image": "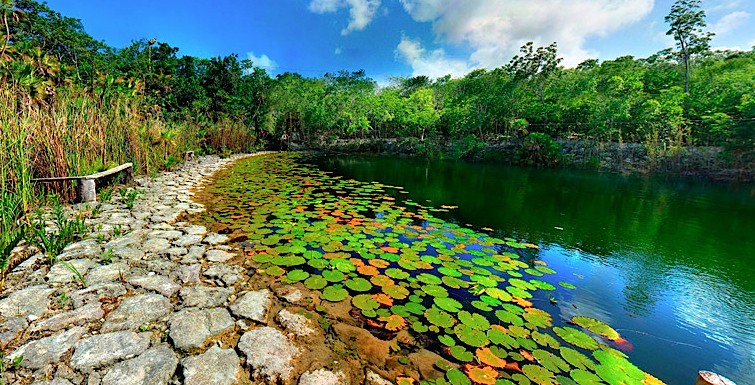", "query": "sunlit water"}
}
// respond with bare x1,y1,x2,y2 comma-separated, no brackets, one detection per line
310,154,755,385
